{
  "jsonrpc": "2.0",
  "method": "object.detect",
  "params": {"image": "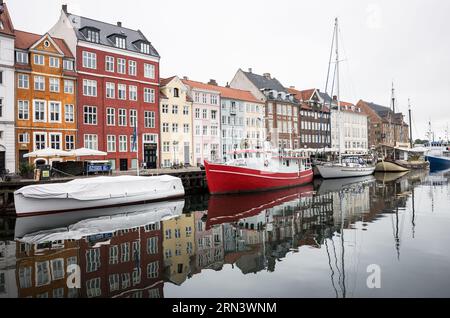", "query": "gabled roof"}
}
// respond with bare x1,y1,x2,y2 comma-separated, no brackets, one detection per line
287,88,315,101
14,30,74,58
160,76,176,86
0,3,14,36
213,86,263,104
66,12,159,57
181,79,221,93
243,71,287,93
